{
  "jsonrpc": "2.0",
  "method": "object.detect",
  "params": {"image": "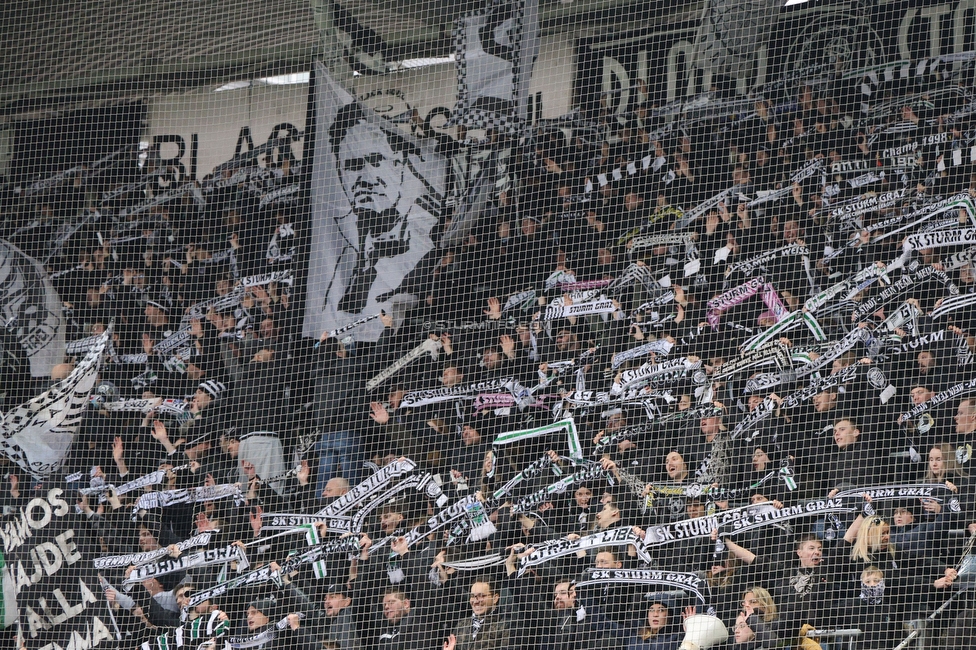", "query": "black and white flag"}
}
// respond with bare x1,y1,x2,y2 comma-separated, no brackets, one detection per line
304,61,447,343
0,327,108,478
447,0,540,134
0,239,65,379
